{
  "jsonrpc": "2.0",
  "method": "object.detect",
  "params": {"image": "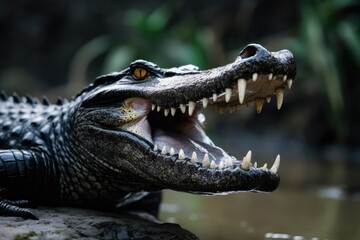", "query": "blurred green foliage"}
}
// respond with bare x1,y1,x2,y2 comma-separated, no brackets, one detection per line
103,3,210,71
293,0,359,141
68,2,212,89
